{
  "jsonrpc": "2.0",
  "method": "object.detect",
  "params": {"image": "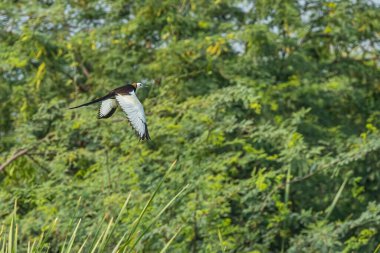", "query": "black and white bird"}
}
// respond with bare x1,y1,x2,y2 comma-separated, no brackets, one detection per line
69,82,150,140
